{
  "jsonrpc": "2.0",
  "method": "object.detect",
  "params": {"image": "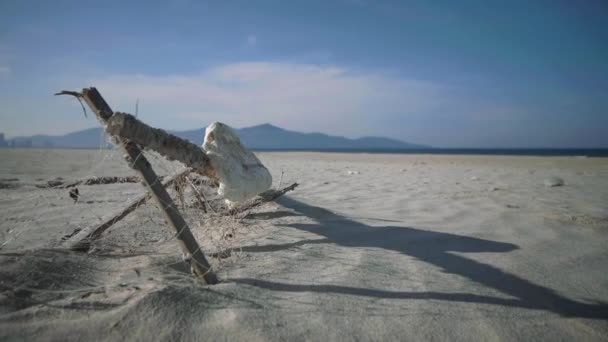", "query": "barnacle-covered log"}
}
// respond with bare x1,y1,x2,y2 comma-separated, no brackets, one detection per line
63,87,218,285
105,112,215,179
